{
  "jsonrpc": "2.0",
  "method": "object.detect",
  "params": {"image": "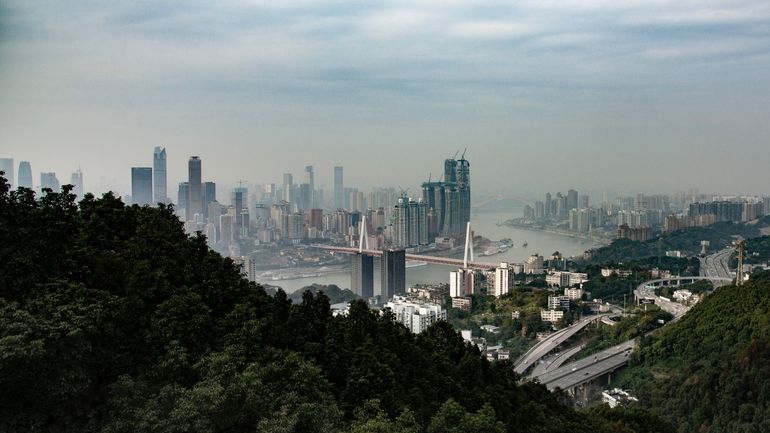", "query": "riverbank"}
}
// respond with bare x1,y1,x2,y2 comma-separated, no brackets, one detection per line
503,220,612,249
